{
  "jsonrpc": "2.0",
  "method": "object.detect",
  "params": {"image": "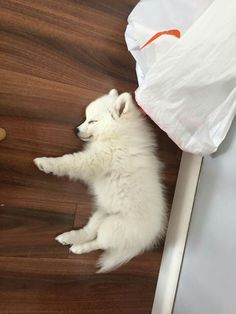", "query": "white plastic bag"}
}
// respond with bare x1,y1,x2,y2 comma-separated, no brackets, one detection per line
125,0,213,84
126,0,236,155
